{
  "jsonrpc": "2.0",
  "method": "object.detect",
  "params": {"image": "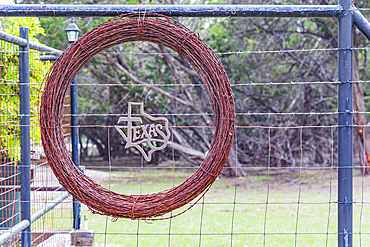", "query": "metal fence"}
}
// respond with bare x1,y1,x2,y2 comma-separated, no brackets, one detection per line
0,1,370,247
0,27,74,246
